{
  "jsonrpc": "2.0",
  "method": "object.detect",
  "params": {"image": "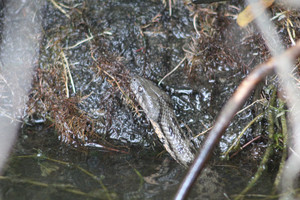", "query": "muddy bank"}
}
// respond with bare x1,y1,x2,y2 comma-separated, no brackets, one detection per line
28,0,270,152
